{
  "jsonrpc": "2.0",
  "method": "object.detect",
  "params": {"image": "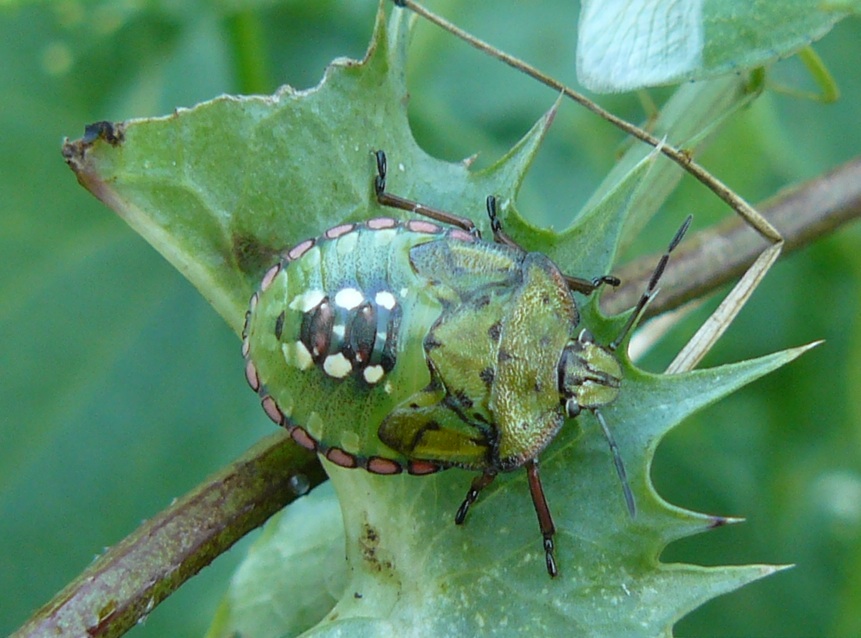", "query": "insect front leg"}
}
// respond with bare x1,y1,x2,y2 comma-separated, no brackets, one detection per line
485,194,620,296
455,471,496,525
373,150,480,237
525,459,558,577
